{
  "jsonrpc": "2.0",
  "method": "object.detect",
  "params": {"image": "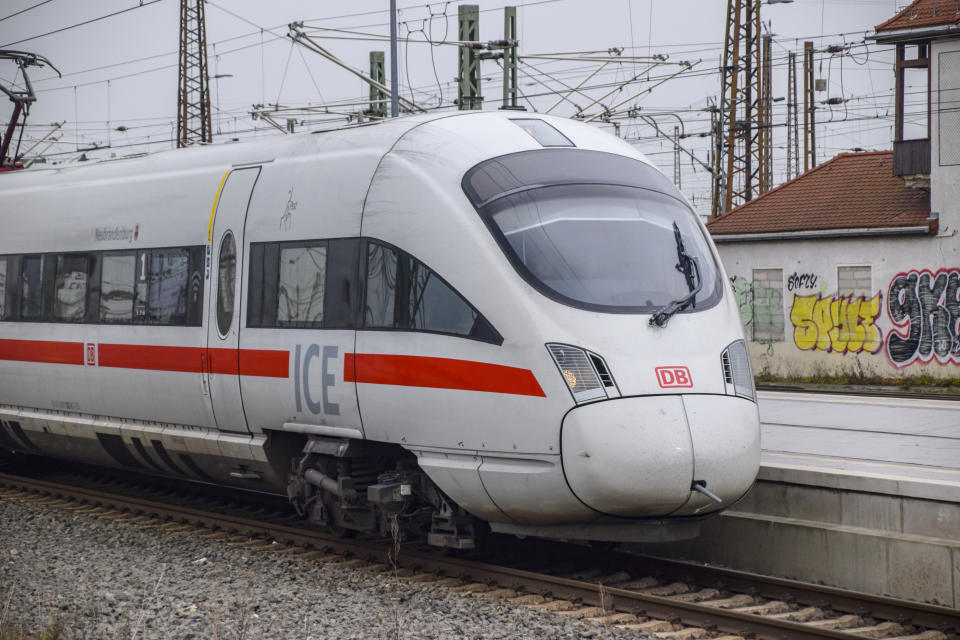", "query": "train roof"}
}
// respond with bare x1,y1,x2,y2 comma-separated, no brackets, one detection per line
0,111,654,191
